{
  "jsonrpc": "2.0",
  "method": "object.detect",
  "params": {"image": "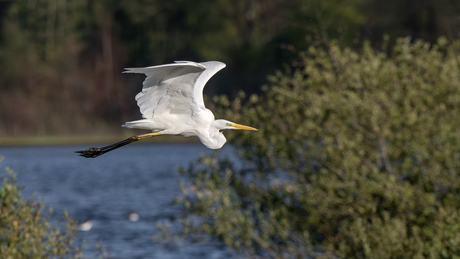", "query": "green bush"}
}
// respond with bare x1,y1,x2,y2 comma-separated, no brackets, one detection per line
0,166,85,258
169,38,460,258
